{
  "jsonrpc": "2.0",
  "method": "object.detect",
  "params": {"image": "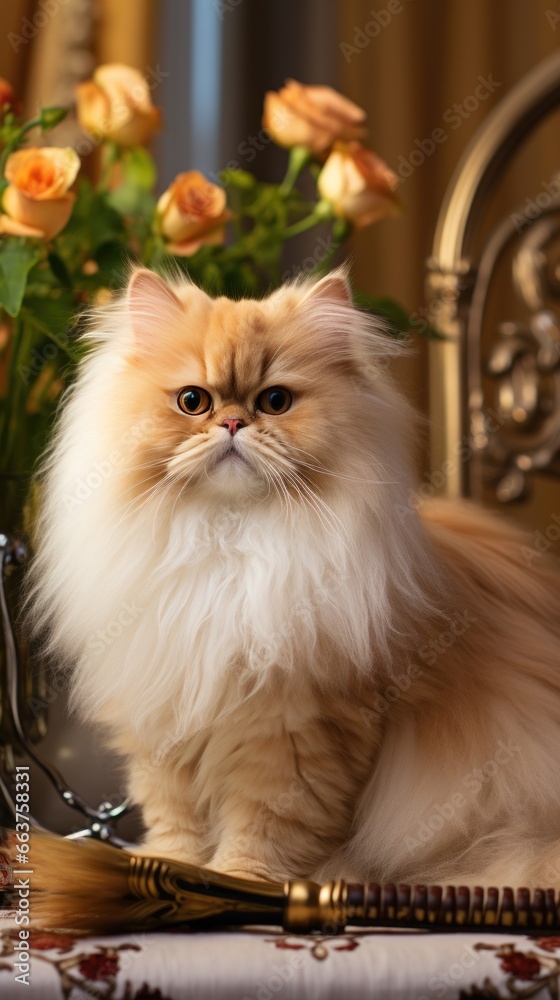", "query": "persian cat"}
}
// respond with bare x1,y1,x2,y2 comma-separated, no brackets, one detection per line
29,267,560,887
